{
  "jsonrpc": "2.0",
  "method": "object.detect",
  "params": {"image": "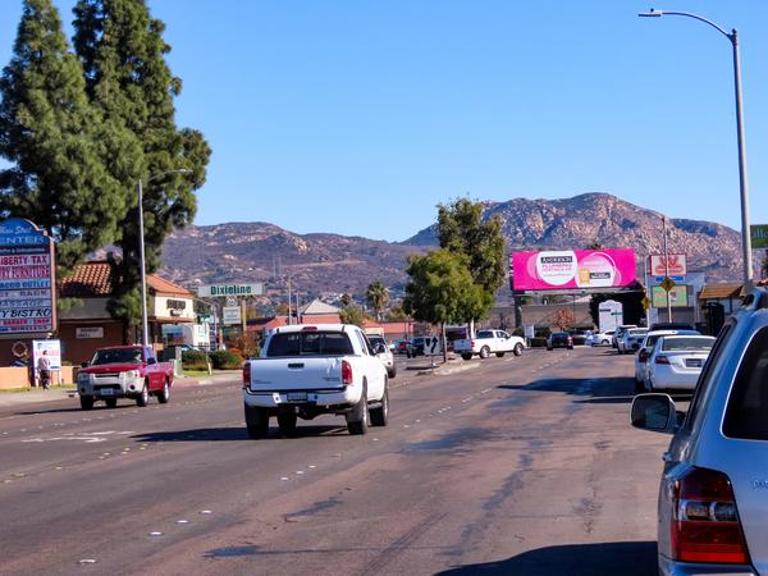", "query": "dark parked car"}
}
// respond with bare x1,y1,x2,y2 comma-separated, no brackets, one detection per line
407,337,427,358
568,329,588,346
547,332,574,351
